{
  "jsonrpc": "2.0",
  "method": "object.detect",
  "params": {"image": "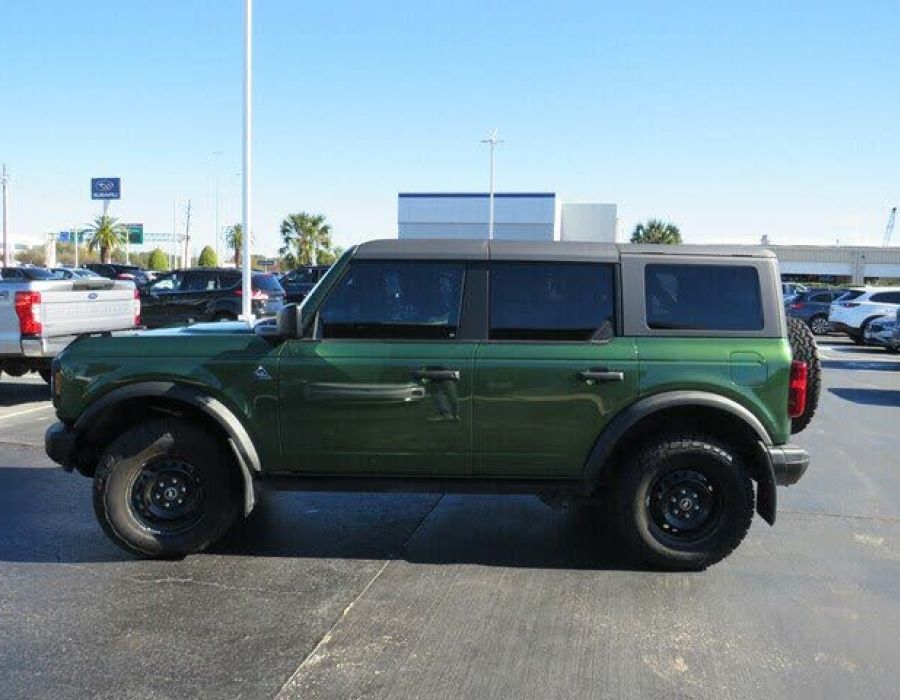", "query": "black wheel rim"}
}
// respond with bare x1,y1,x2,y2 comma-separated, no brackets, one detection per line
129,459,204,533
647,469,721,543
